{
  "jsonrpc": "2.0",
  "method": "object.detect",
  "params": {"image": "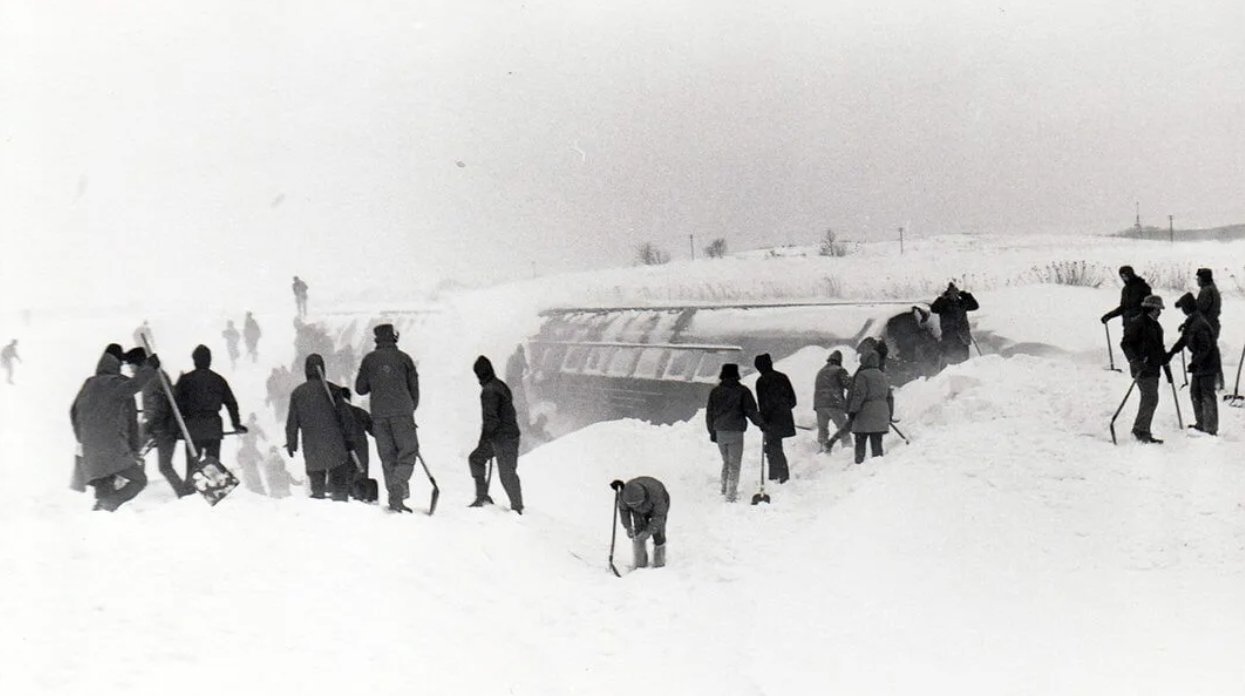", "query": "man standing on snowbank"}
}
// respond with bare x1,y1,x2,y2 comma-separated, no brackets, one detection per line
355,323,420,513
706,363,764,502
1101,265,1152,326
754,353,796,483
929,282,979,365
71,351,161,511
292,276,309,318
1120,295,1169,444
611,477,669,569
468,356,524,513
1195,268,1221,339
1169,293,1220,435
